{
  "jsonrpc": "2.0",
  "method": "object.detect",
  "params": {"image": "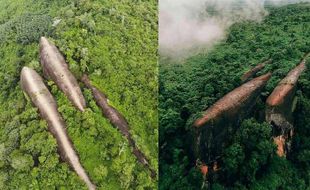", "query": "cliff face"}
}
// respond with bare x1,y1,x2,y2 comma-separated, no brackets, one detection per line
266,61,306,131
266,57,307,156
21,67,95,190
193,73,271,161
39,37,86,112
